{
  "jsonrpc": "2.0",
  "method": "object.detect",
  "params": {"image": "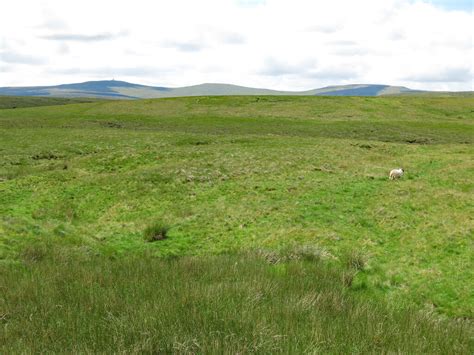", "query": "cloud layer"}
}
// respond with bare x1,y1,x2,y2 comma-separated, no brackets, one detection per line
40,32,127,42
0,0,472,91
